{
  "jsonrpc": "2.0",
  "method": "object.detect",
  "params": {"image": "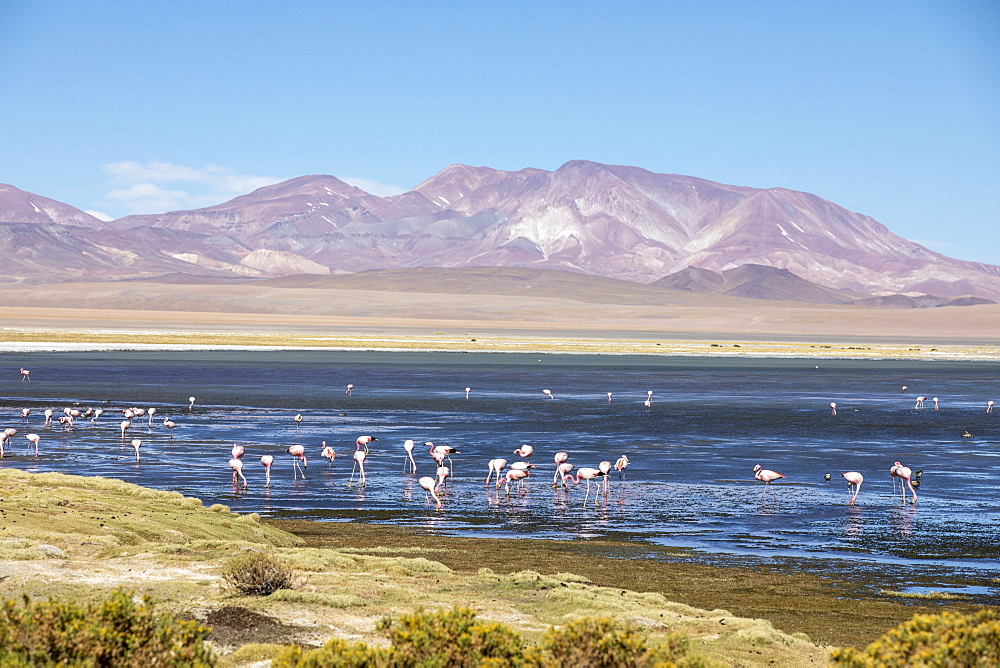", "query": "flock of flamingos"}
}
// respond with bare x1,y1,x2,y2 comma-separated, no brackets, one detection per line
7,367,996,512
